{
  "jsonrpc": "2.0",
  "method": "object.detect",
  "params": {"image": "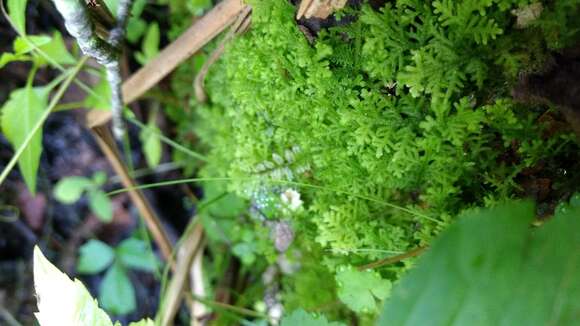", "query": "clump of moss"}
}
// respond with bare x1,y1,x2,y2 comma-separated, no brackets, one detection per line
167,0,580,320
